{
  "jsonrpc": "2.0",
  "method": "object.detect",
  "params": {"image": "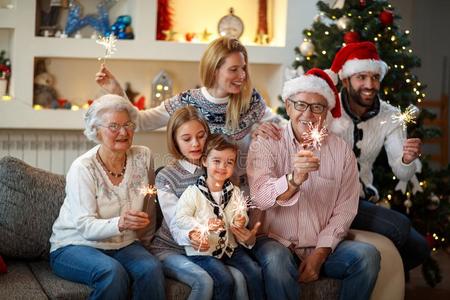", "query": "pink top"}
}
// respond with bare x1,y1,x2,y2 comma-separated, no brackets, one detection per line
247,122,359,257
